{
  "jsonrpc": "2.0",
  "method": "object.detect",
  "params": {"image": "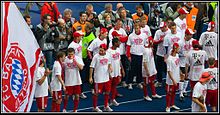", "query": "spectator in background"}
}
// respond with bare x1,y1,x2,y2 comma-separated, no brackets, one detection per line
86,3,100,32
63,8,76,44
165,16,174,27
23,14,35,33
208,2,217,22
98,3,120,23
132,5,148,24
85,3,97,17
100,13,115,32
35,14,56,70
118,7,134,35
116,3,132,18
165,3,183,20
72,11,89,33
41,2,62,23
